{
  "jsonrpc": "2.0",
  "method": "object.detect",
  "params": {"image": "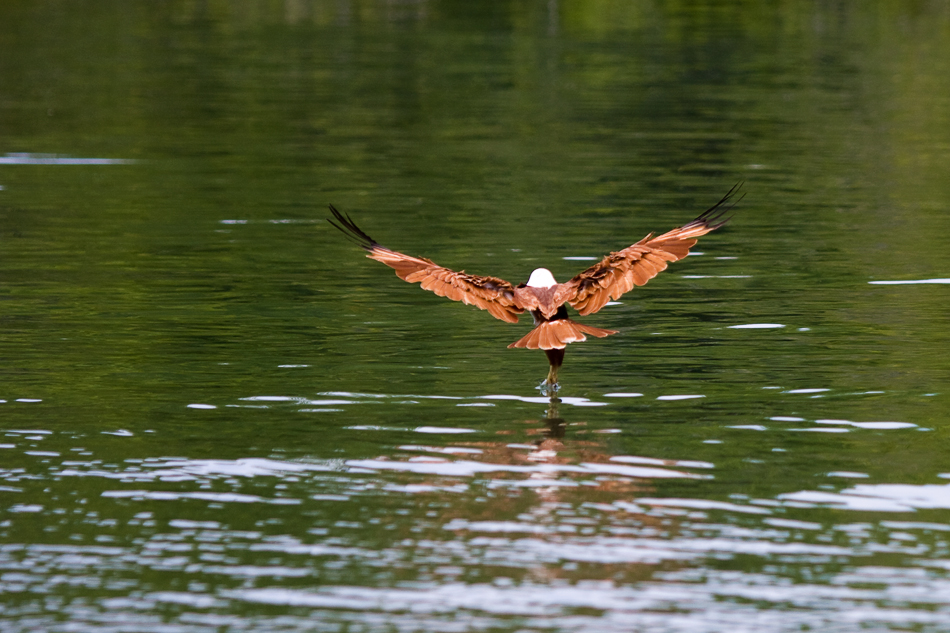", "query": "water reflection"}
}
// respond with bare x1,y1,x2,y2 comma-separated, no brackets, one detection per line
346,393,707,484
3,391,950,631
